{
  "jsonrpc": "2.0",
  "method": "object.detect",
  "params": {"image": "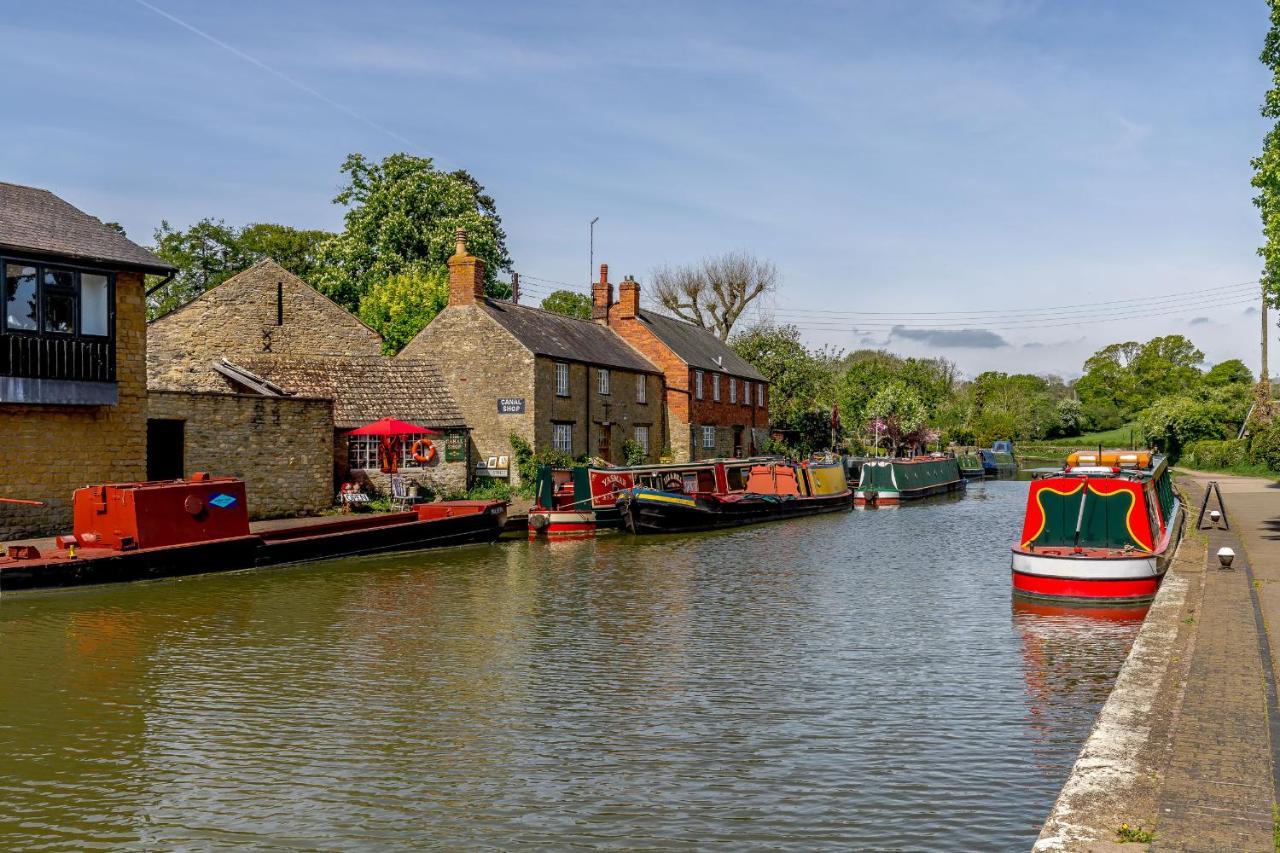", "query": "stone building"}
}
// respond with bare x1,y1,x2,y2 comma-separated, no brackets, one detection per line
400,233,663,484
212,356,468,496
0,182,176,538
148,260,470,498
594,266,770,461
